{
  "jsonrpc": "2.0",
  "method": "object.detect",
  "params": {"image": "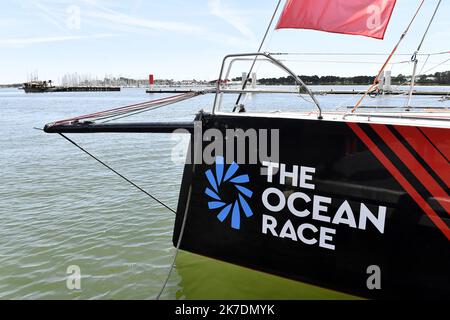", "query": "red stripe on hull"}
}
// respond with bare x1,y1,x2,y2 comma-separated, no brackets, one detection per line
347,122,450,240
371,124,450,216
395,126,450,189
420,127,450,162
